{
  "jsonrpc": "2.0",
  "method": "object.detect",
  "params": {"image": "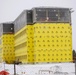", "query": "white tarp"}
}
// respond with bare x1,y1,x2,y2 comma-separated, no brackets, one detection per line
0,63,75,75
